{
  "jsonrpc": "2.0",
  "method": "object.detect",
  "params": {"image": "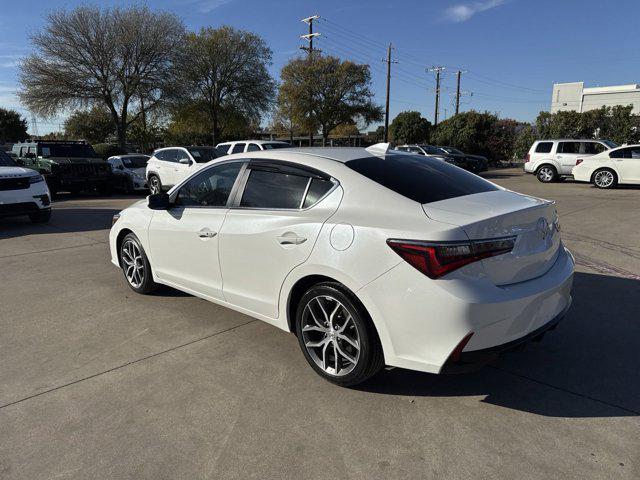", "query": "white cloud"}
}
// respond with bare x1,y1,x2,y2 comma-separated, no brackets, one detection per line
192,0,233,13
443,0,508,23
